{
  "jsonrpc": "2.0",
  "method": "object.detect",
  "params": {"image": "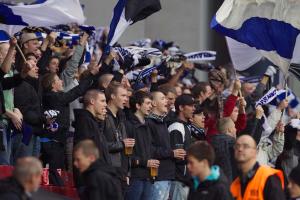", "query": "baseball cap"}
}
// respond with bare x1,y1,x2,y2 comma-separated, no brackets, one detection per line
175,94,195,111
